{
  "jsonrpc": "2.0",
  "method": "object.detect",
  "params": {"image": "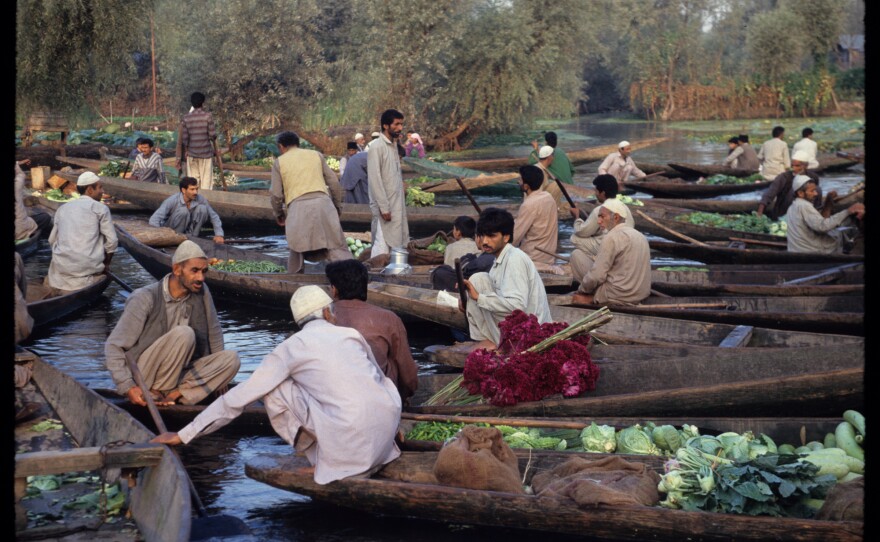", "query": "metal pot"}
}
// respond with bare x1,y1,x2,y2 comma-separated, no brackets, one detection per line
382,247,412,275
